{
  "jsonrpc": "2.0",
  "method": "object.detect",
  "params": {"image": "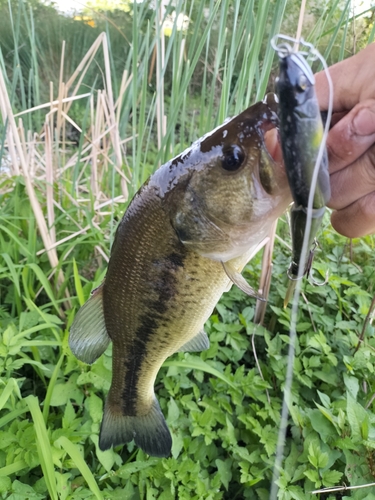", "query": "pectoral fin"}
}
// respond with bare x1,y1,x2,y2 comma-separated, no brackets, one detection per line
221,261,265,301
176,329,210,353
69,283,111,364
